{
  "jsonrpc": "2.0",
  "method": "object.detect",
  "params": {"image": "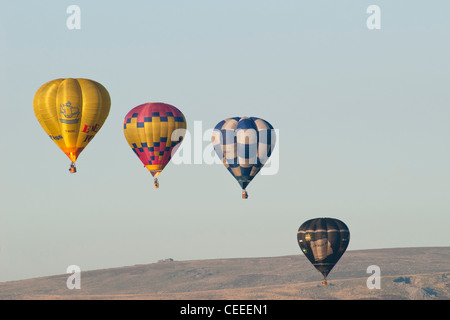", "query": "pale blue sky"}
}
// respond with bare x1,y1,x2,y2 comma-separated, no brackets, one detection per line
1,1,449,282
